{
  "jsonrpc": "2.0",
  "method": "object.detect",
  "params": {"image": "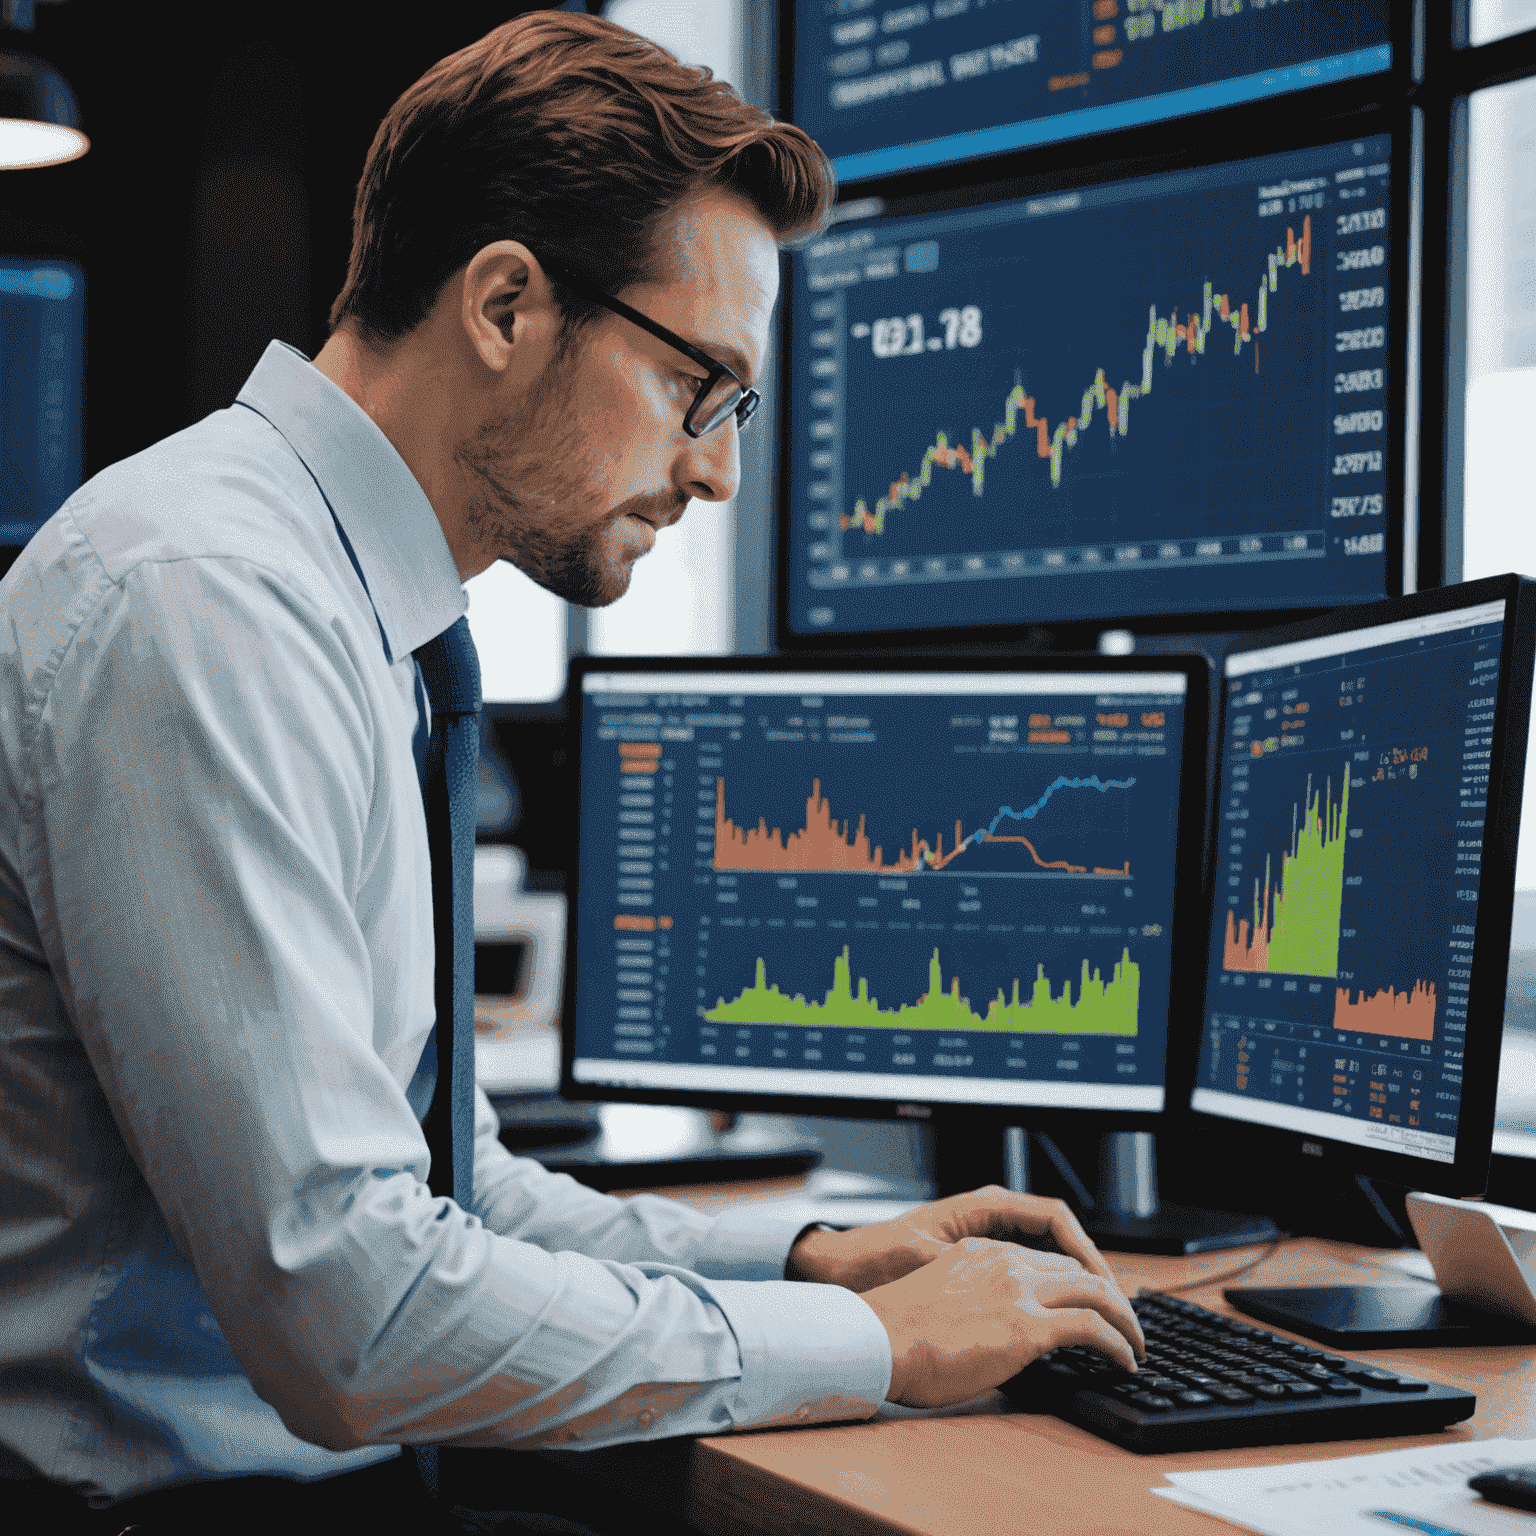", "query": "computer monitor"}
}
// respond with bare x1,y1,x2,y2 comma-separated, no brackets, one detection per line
0,257,84,545
787,0,1395,187
777,127,1407,647
1182,574,1536,1339
560,654,1210,1164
